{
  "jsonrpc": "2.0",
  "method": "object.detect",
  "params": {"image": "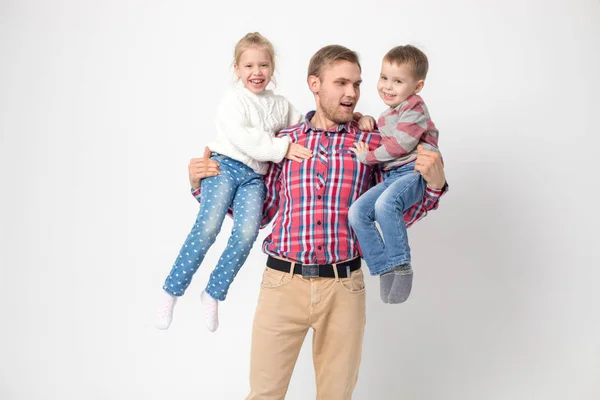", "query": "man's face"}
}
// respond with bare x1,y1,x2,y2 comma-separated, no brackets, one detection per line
312,61,362,125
